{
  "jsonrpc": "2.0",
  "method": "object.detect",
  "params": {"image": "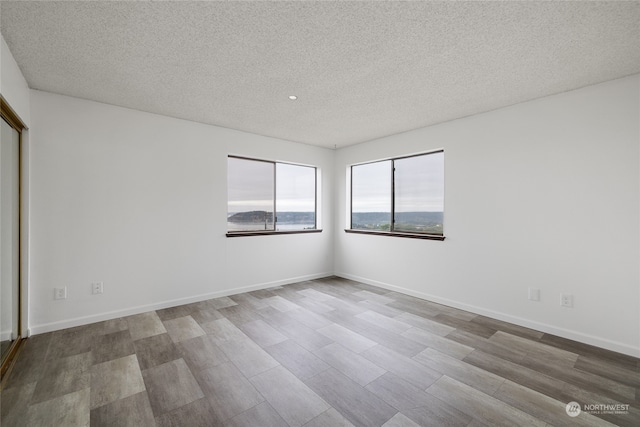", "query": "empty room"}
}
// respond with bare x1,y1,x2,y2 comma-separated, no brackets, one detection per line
1,1,639,426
